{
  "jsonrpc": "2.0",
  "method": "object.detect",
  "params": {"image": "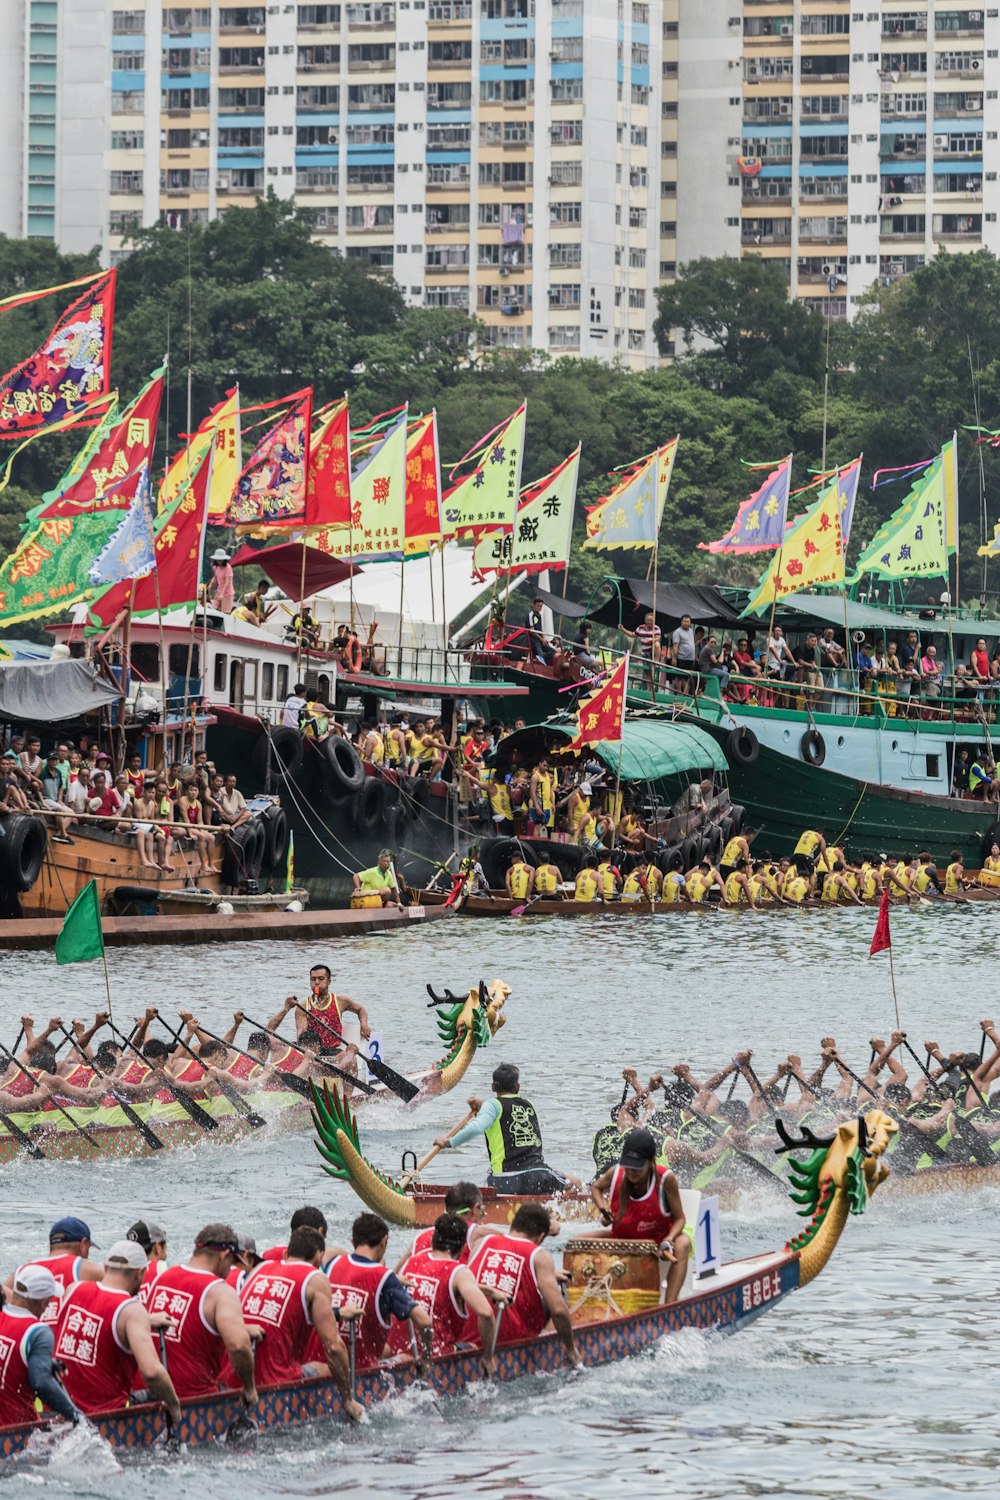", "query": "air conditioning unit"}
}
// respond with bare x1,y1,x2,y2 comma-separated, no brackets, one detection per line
970,10,983,21
822,262,833,275
889,260,904,274
779,23,793,36
915,15,927,28
934,133,950,148
965,94,981,109
972,57,983,69
779,100,791,115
